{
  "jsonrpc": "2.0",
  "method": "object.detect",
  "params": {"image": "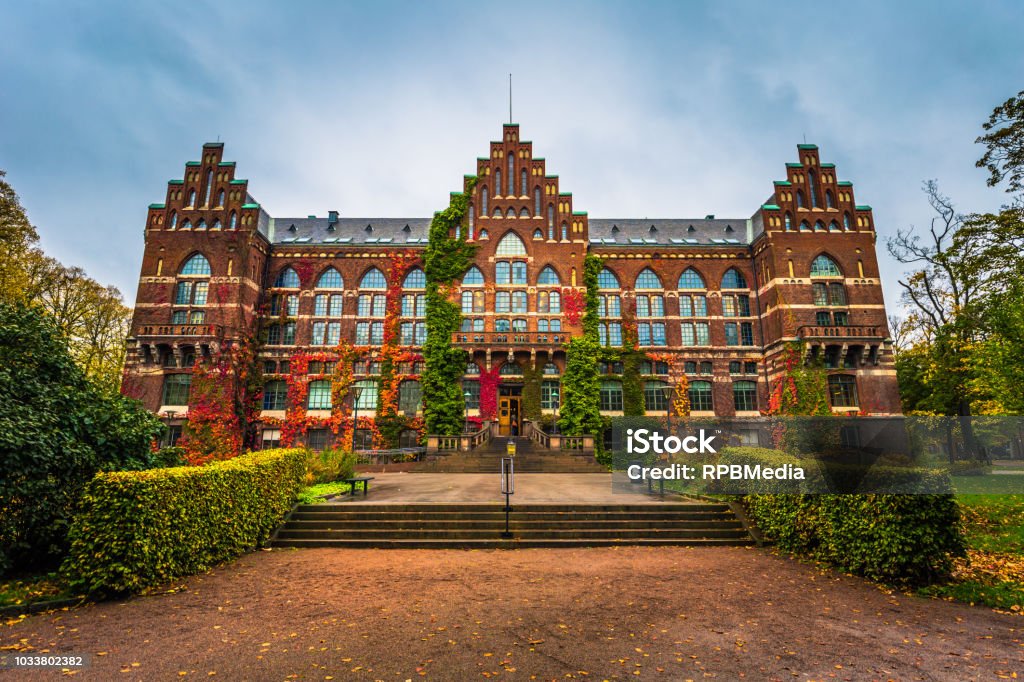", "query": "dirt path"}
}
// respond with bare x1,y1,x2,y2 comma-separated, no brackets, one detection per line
3,546,1020,680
